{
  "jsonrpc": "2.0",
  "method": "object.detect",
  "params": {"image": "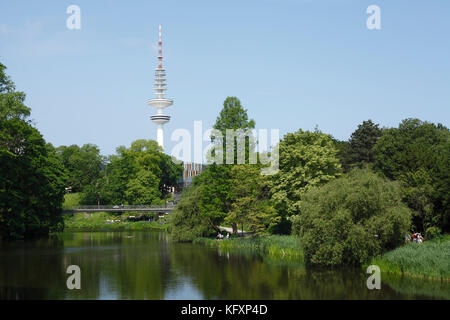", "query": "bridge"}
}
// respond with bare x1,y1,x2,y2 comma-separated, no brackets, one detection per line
63,204,175,214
